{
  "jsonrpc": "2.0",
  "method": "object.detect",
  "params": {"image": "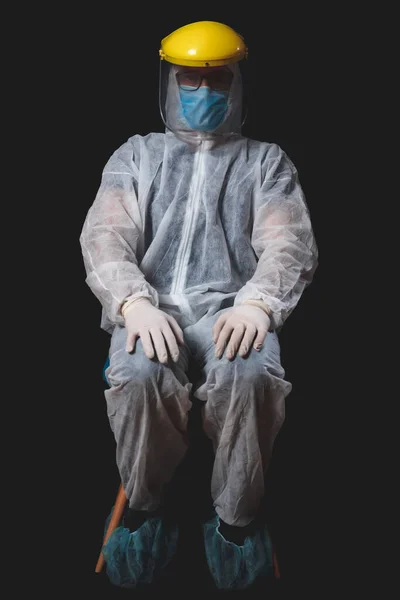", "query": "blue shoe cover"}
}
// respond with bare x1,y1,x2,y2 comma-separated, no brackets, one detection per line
102,510,178,588
203,513,273,590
